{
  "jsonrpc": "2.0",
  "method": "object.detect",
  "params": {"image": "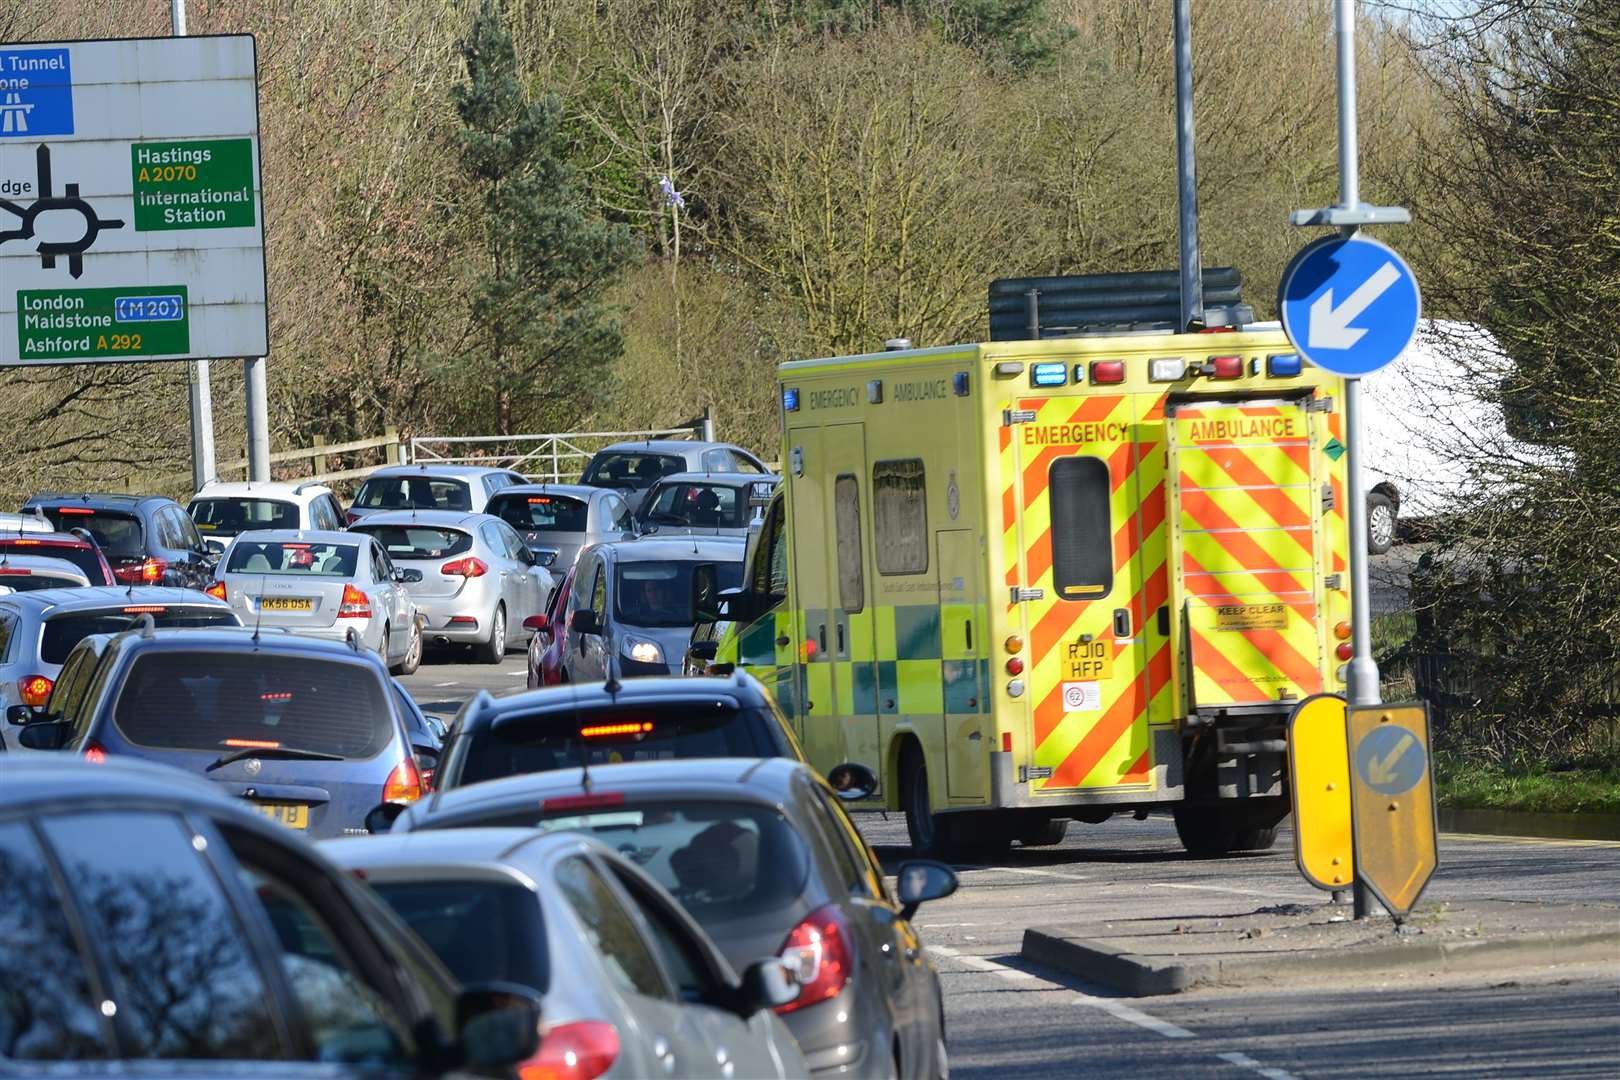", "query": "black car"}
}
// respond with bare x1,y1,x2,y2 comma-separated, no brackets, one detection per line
427,673,806,793
22,493,215,589
0,755,541,1075
17,627,439,838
